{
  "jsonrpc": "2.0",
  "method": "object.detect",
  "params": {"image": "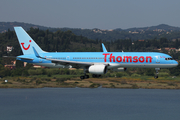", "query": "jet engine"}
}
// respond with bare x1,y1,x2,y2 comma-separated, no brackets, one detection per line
88,65,108,74
111,67,127,71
